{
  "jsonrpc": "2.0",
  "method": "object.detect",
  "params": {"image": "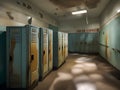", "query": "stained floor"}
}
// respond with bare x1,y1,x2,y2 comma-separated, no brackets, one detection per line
34,54,120,90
